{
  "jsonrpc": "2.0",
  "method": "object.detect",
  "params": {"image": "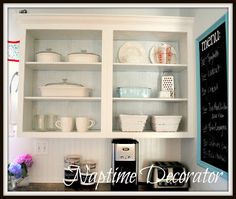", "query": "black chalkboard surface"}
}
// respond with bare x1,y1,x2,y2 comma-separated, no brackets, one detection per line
196,14,228,179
